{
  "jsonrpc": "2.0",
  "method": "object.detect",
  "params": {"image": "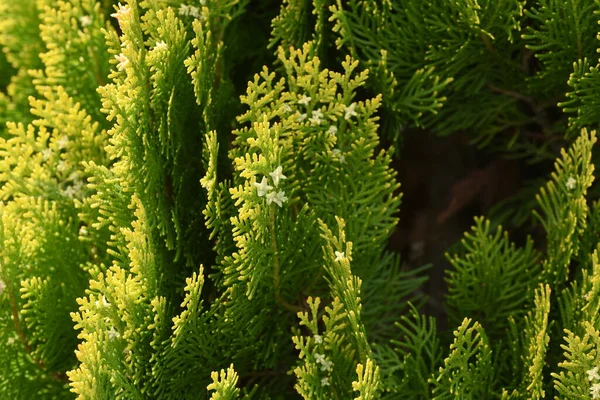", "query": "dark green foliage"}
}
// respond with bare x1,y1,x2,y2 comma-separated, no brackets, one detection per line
374,304,442,399
4,1,600,399
446,217,540,338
